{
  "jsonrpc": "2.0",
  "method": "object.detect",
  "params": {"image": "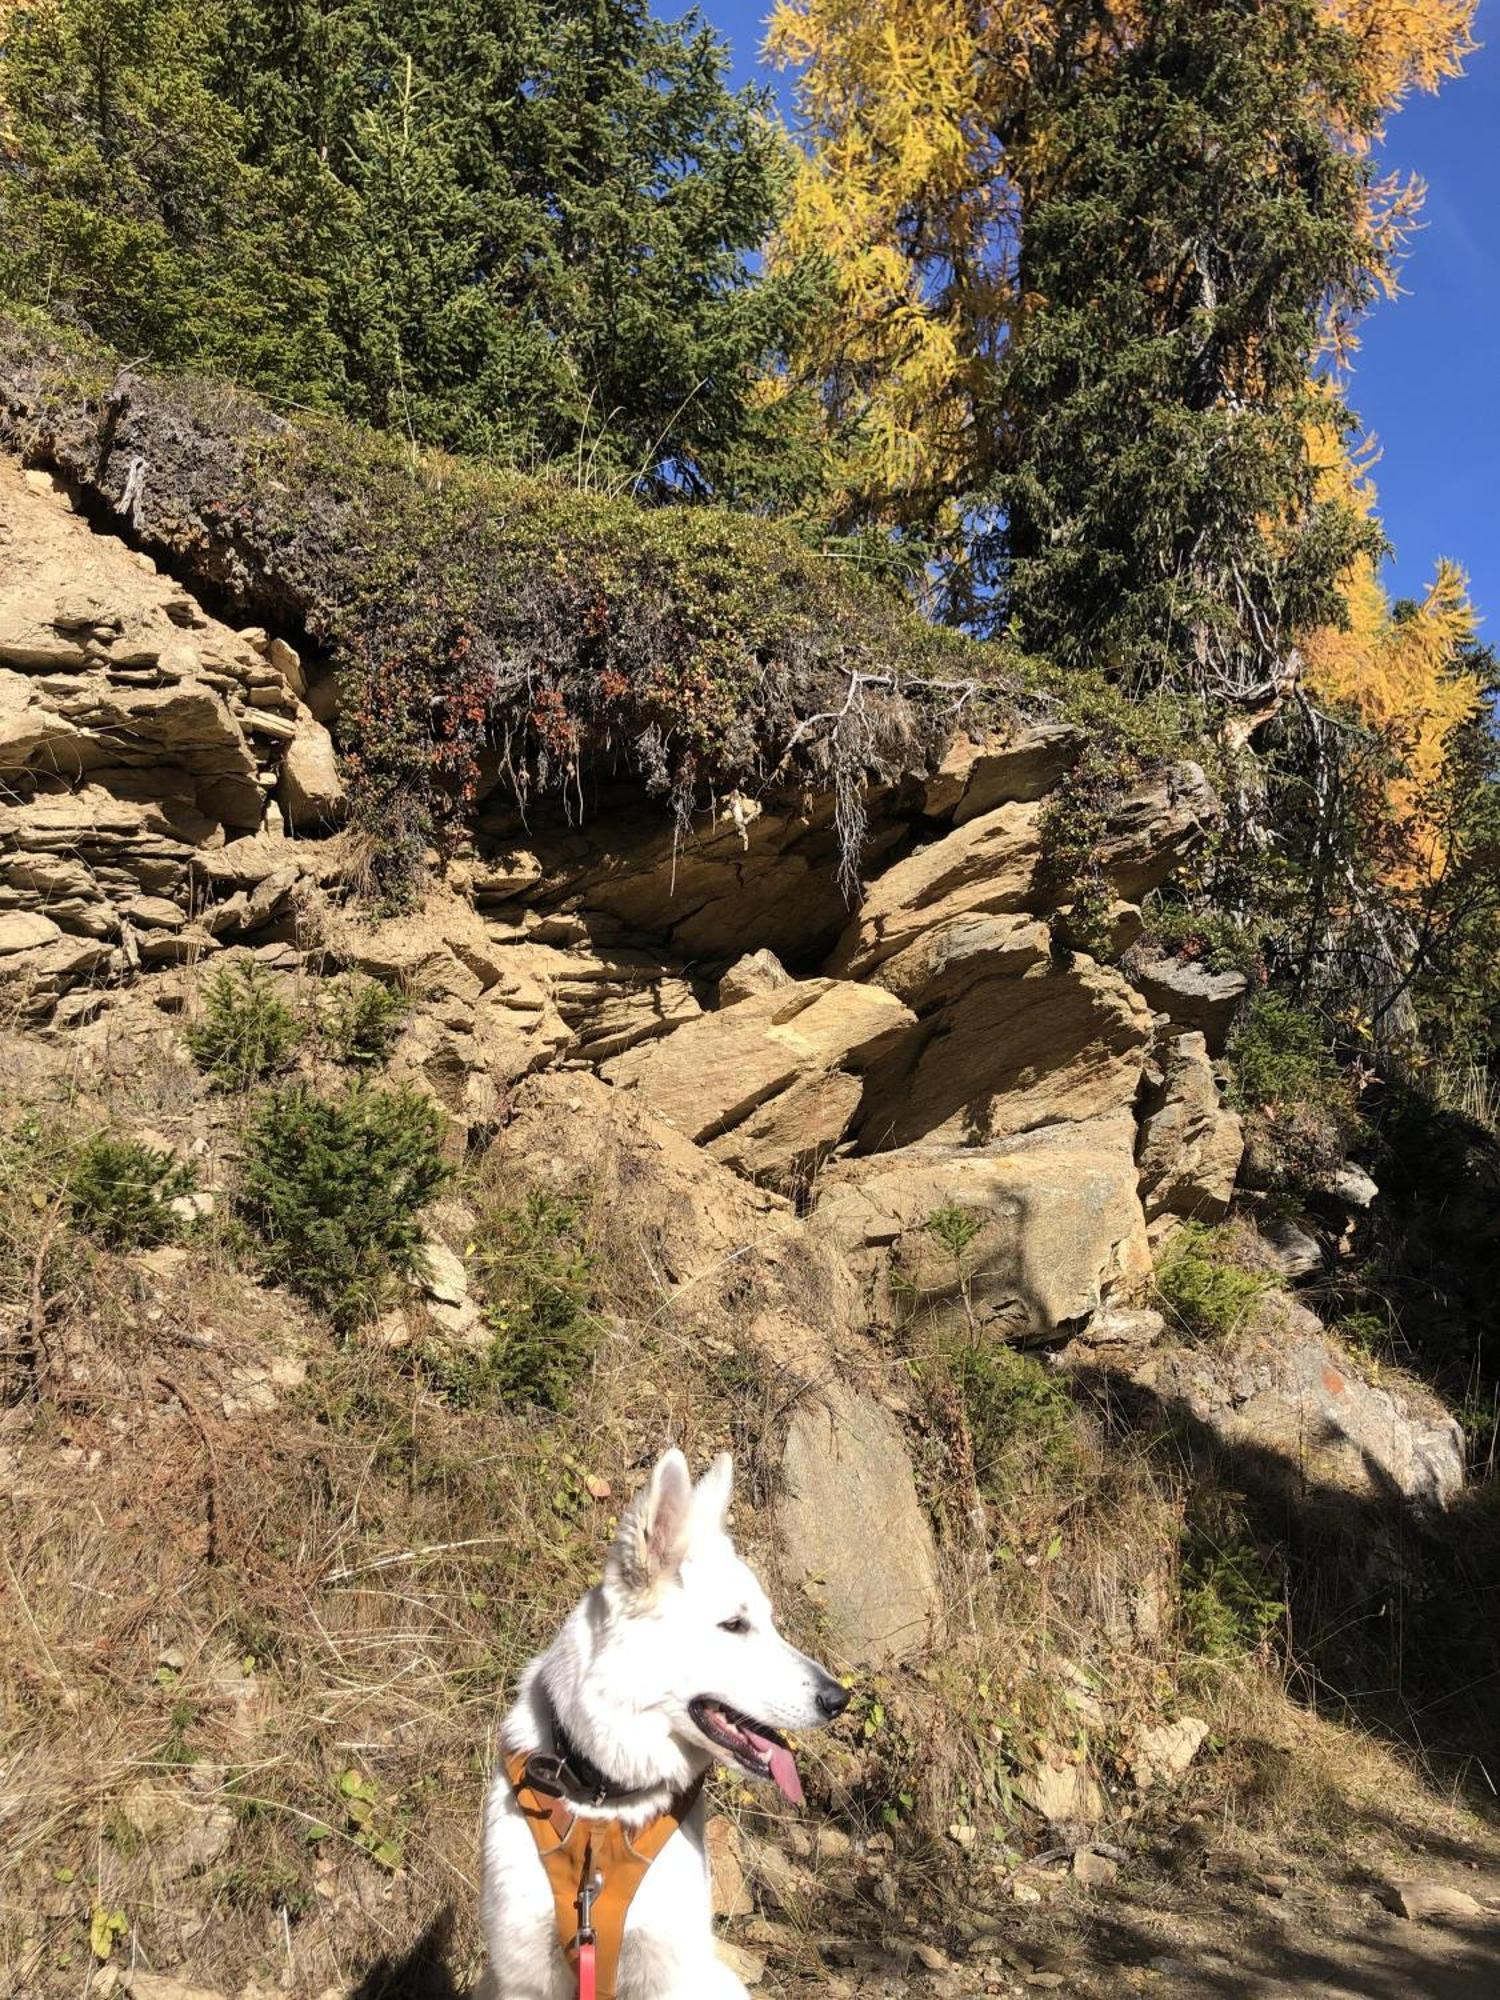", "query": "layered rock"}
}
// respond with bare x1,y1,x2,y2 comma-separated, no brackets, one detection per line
1136,1031,1244,1222
602,975,914,1190
0,459,330,1012
830,762,1217,980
